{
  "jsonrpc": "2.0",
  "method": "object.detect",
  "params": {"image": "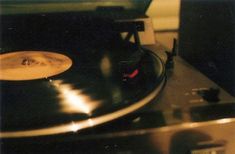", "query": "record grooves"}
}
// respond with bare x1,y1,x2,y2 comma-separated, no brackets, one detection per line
0,47,166,138
0,13,166,139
